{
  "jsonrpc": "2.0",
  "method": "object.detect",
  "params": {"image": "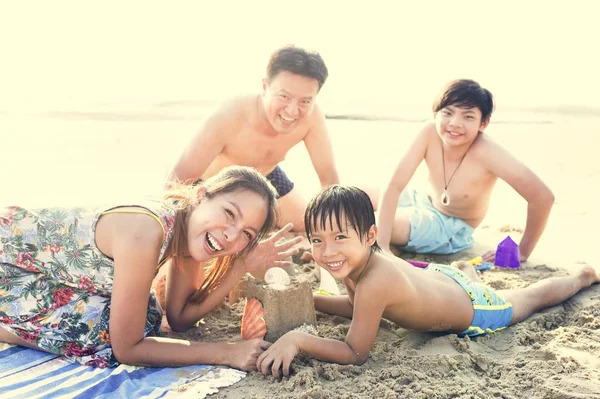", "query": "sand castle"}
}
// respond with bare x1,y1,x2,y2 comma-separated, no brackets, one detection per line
155,267,317,342
233,268,317,342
